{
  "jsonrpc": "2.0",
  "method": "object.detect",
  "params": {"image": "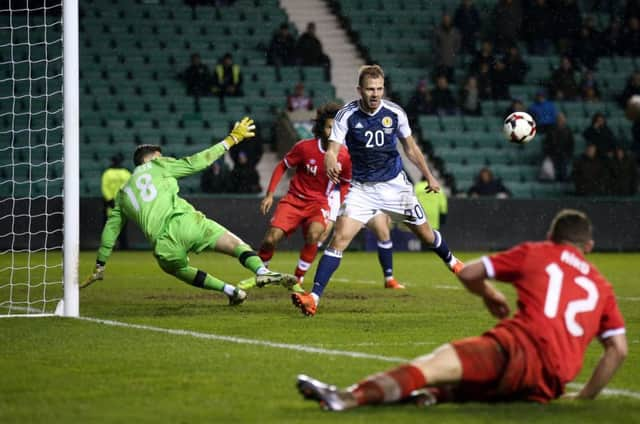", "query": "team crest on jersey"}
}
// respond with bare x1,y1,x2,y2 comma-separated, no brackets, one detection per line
381,116,393,128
